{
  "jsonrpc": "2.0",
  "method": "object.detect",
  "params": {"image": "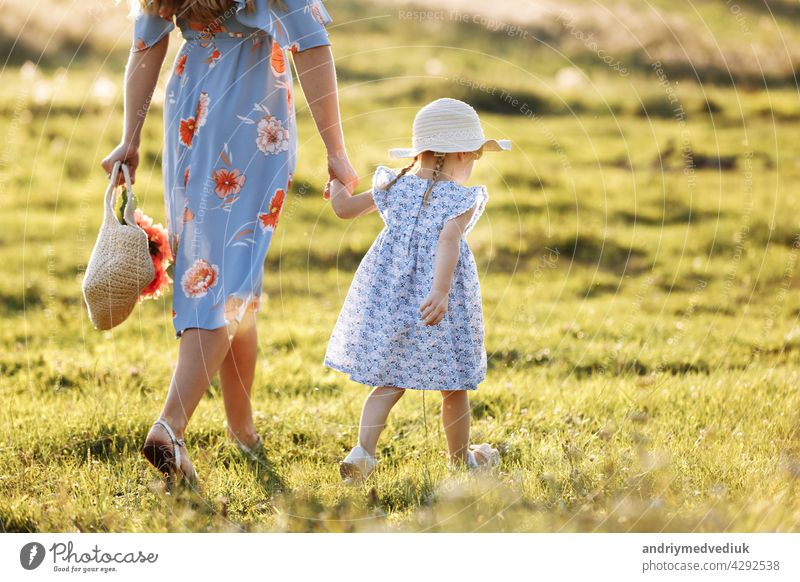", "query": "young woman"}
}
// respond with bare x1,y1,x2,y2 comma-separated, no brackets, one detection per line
101,0,357,485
